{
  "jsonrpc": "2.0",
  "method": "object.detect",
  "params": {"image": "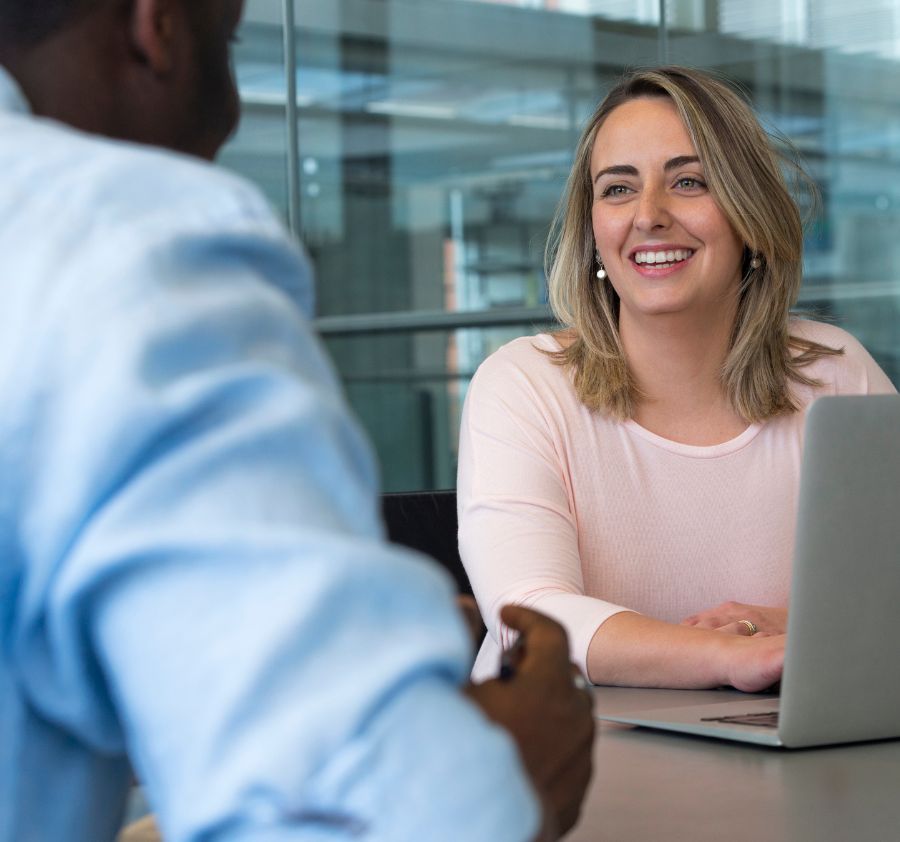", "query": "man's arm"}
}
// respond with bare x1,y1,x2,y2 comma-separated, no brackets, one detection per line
14,220,542,841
